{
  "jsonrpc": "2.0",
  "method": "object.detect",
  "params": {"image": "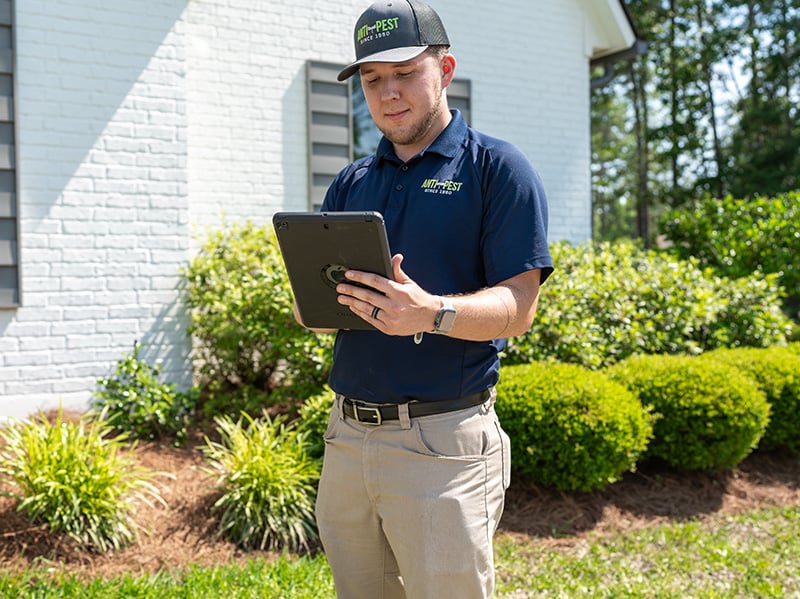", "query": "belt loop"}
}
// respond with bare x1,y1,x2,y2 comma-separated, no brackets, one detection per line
335,394,346,419
398,402,411,429
480,387,496,414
